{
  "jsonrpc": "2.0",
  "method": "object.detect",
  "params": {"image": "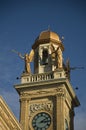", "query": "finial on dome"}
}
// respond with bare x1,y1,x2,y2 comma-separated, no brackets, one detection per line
61,36,64,41
48,25,50,31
